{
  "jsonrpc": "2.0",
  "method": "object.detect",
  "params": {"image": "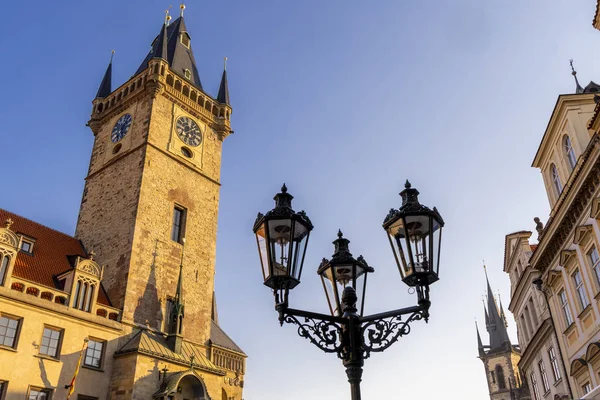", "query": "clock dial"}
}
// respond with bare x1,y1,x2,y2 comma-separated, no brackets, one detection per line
111,114,132,143
176,116,203,147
